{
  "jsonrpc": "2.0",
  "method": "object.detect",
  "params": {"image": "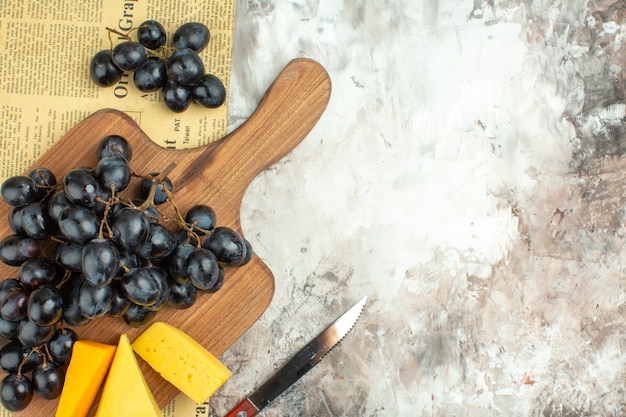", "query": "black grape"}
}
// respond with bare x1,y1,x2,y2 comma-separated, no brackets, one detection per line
162,80,193,112
0,340,42,374
62,169,102,208
81,238,120,286
27,285,64,326
167,280,197,309
166,48,204,86
17,319,55,347
20,202,53,240
0,373,33,411
77,281,113,319
57,204,100,246
202,226,248,266
139,173,173,205
96,154,131,192
112,41,147,71
173,22,210,52
32,361,64,400
90,50,124,87
110,207,150,253
47,328,78,366
97,134,132,161
134,56,168,92
137,20,167,50
185,248,219,290
123,303,156,327
192,74,226,108
0,289,29,322
1,176,39,208
19,256,58,289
